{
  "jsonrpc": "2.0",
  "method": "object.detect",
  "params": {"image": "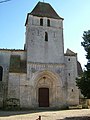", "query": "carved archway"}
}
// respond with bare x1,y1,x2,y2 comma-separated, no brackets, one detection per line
31,70,63,107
